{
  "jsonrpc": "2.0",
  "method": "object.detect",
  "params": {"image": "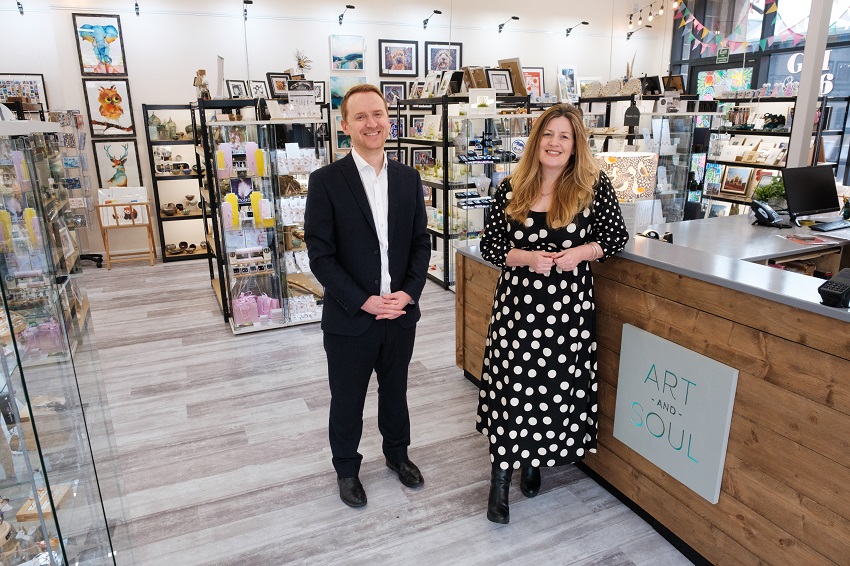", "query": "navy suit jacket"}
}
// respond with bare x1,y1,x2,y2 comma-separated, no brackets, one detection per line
304,153,431,336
